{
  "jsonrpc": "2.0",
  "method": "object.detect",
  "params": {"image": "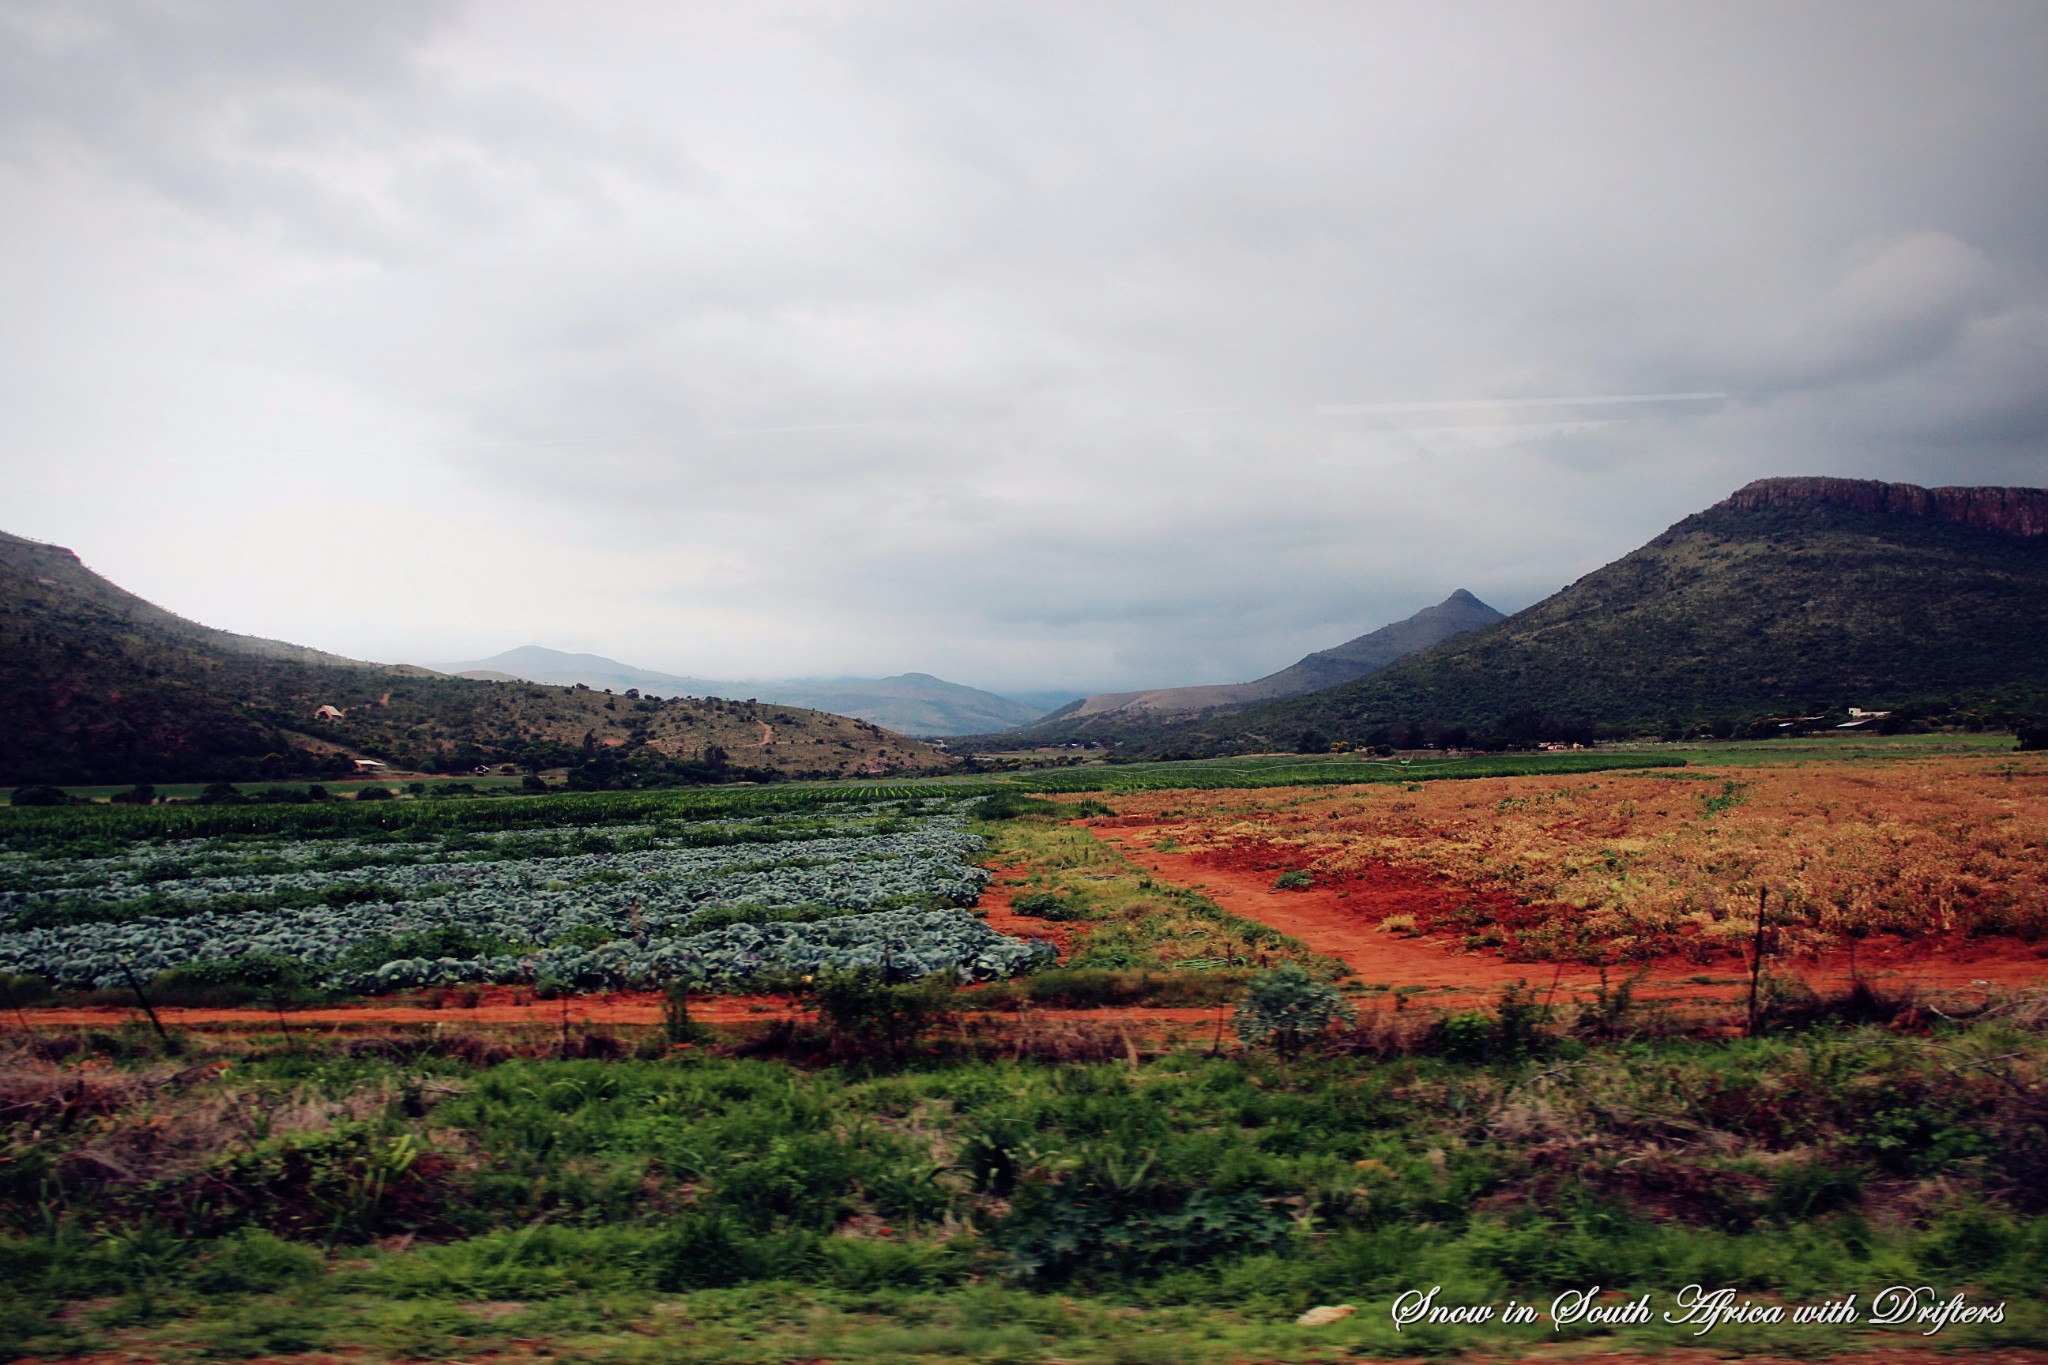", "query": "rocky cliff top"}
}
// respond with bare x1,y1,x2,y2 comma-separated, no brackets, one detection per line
1724,477,2048,538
